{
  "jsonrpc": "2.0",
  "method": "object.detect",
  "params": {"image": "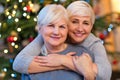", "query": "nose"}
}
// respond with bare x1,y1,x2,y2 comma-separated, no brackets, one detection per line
77,23,84,32
53,27,59,35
